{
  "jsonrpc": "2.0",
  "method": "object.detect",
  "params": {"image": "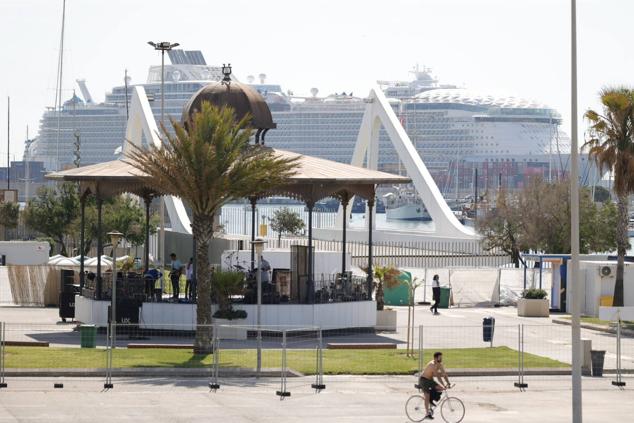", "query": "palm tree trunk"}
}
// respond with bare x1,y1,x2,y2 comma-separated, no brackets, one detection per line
376,281,384,311
192,213,215,354
614,195,628,307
